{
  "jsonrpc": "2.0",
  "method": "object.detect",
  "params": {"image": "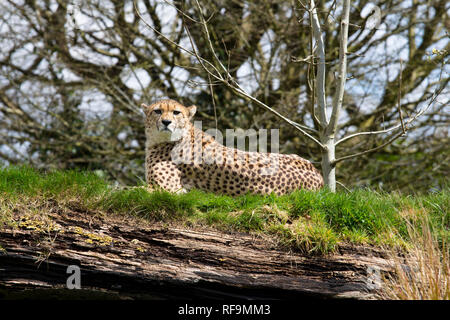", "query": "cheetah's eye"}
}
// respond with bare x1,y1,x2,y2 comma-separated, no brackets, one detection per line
173,110,181,115
153,109,162,115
